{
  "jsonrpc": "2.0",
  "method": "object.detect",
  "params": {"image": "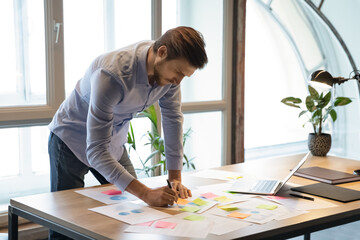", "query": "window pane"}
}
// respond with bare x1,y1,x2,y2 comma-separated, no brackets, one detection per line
114,0,151,48
183,112,222,170
126,117,152,179
162,0,223,102
245,1,308,150
0,126,49,212
0,128,20,177
63,0,105,95
0,0,46,107
31,126,50,173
